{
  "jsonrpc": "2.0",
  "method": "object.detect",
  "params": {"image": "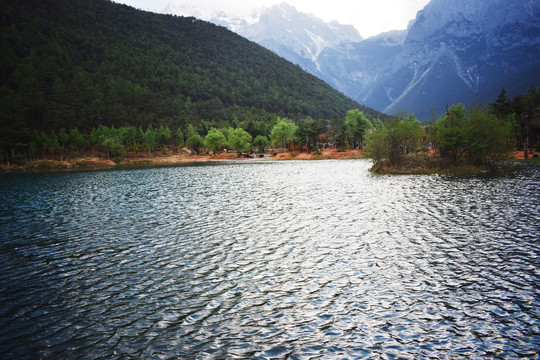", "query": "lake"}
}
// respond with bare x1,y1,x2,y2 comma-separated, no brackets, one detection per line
1,159,539,359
